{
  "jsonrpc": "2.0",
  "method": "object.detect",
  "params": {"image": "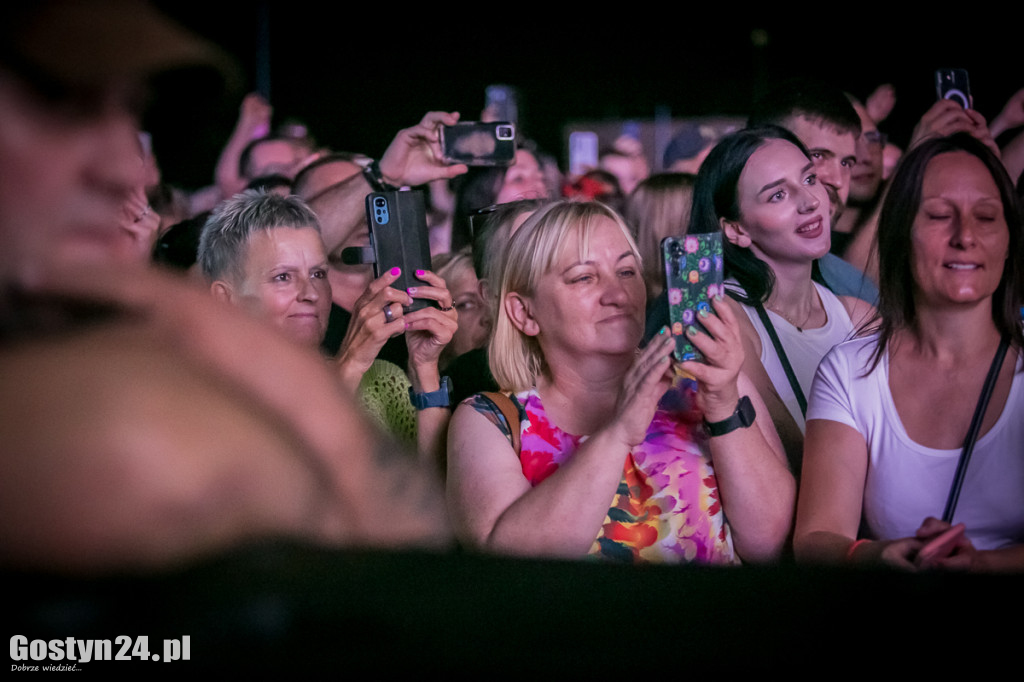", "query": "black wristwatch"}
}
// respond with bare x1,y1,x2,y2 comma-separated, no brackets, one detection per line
703,396,756,437
409,376,453,410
